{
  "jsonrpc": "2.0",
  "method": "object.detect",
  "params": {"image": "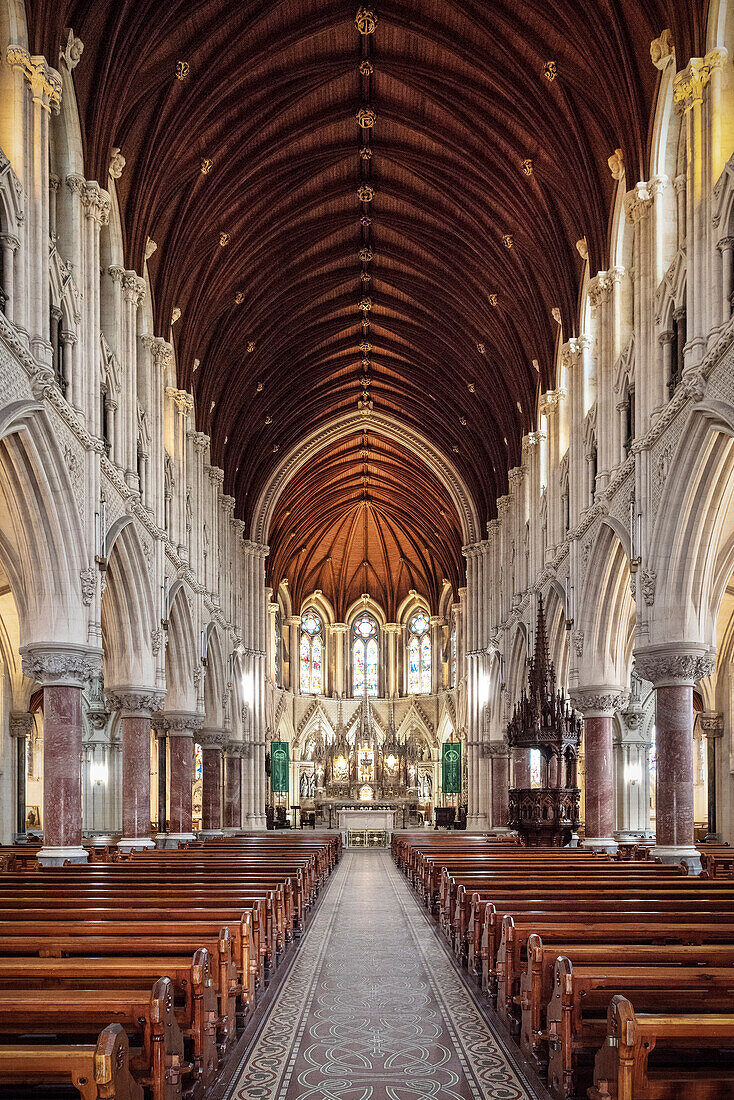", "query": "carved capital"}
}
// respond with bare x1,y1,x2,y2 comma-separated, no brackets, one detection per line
59,29,84,72
226,742,248,758
122,271,146,306
7,46,62,112
165,387,194,416
570,687,629,717
634,643,716,687
9,712,34,738
624,182,653,224
21,644,103,687
699,711,724,737
81,181,111,226
674,50,727,114
153,711,204,736
105,688,166,718
199,728,229,750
